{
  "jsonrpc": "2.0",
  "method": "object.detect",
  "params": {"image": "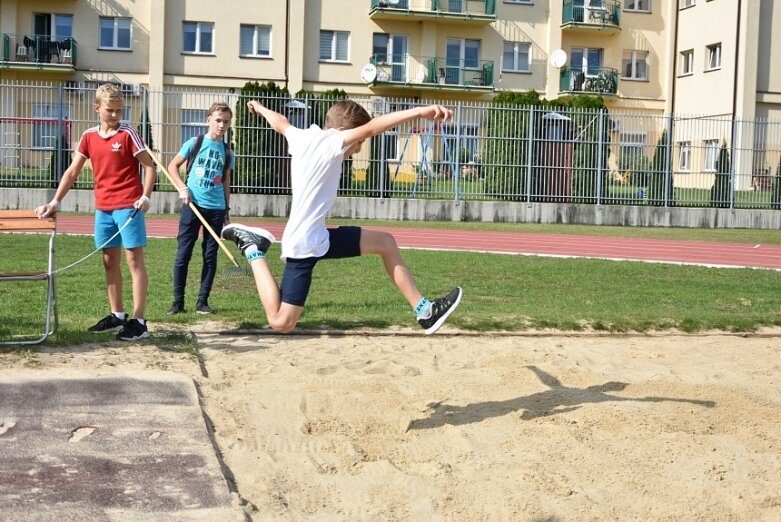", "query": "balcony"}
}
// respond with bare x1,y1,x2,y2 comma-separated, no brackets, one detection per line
1,34,77,71
370,0,496,24
561,0,621,33
368,54,494,91
559,67,618,96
